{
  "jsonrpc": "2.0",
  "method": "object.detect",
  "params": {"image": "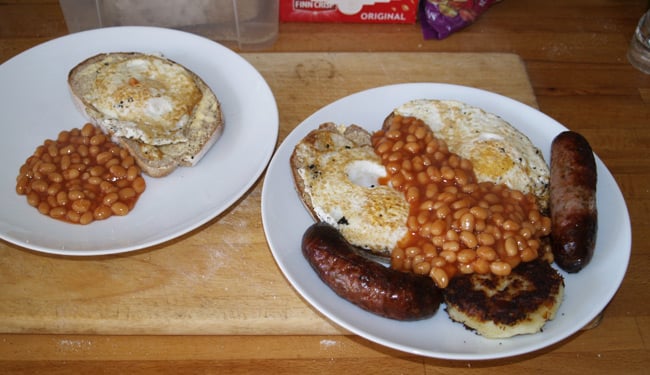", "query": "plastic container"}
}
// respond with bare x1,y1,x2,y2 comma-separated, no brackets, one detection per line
58,0,279,50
